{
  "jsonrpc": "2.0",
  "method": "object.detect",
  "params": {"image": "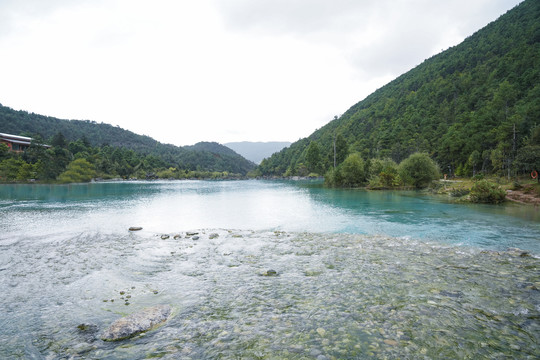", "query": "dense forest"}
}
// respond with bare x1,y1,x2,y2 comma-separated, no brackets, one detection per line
0,105,256,182
257,0,540,184
0,132,254,183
